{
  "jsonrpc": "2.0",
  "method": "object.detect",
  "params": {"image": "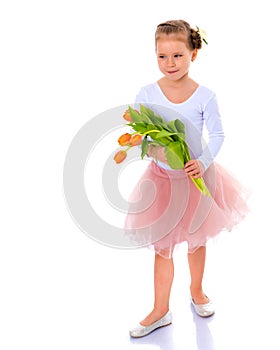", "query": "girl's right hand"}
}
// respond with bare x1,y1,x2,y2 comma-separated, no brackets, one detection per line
147,145,168,164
